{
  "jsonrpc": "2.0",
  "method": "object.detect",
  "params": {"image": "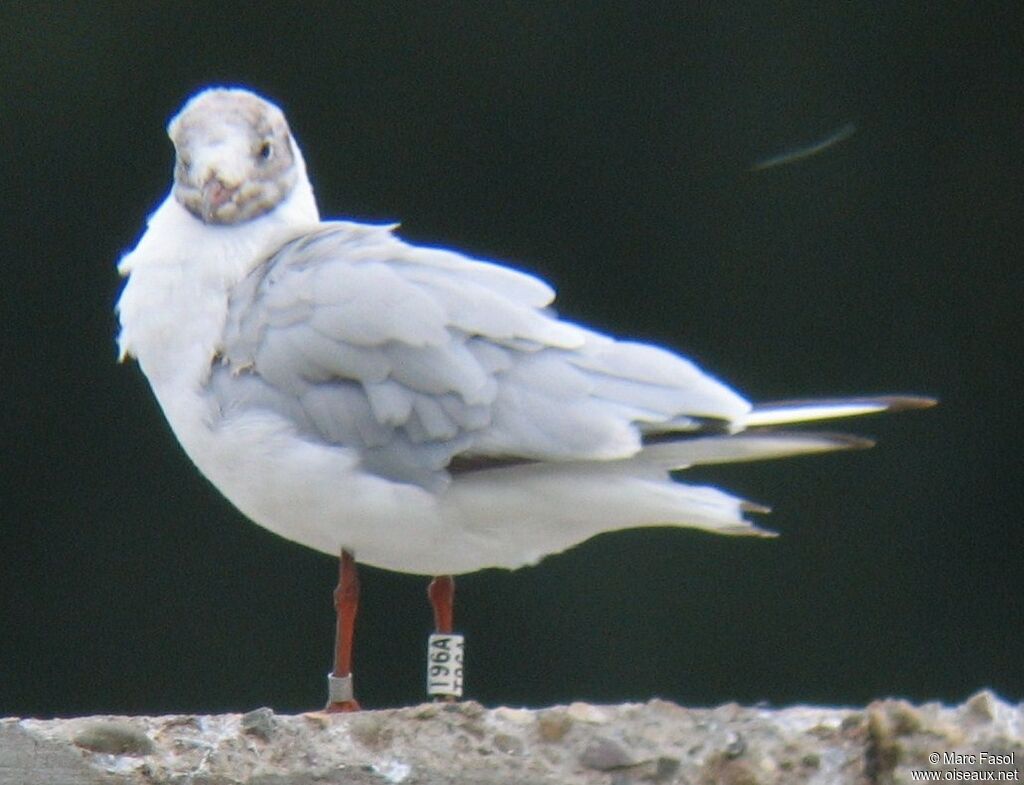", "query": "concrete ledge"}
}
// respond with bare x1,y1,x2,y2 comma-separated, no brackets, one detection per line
3,692,1020,784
